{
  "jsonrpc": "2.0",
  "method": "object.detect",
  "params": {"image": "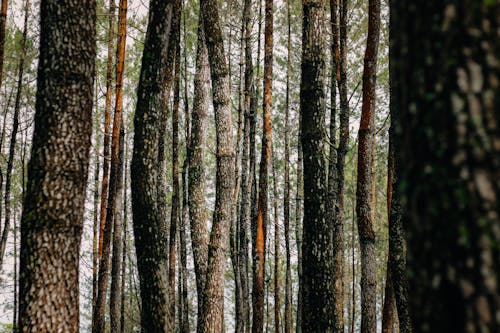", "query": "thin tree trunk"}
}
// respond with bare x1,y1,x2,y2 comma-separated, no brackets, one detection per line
169,23,181,330
283,1,292,330
300,0,333,330
381,135,398,333
0,0,28,270
131,0,174,330
93,150,100,316
18,0,96,330
198,0,235,329
355,0,380,331
120,138,128,333
272,148,280,333
252,0,273,328
97,0,115,261
0,0,8,91
295,122,303,333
